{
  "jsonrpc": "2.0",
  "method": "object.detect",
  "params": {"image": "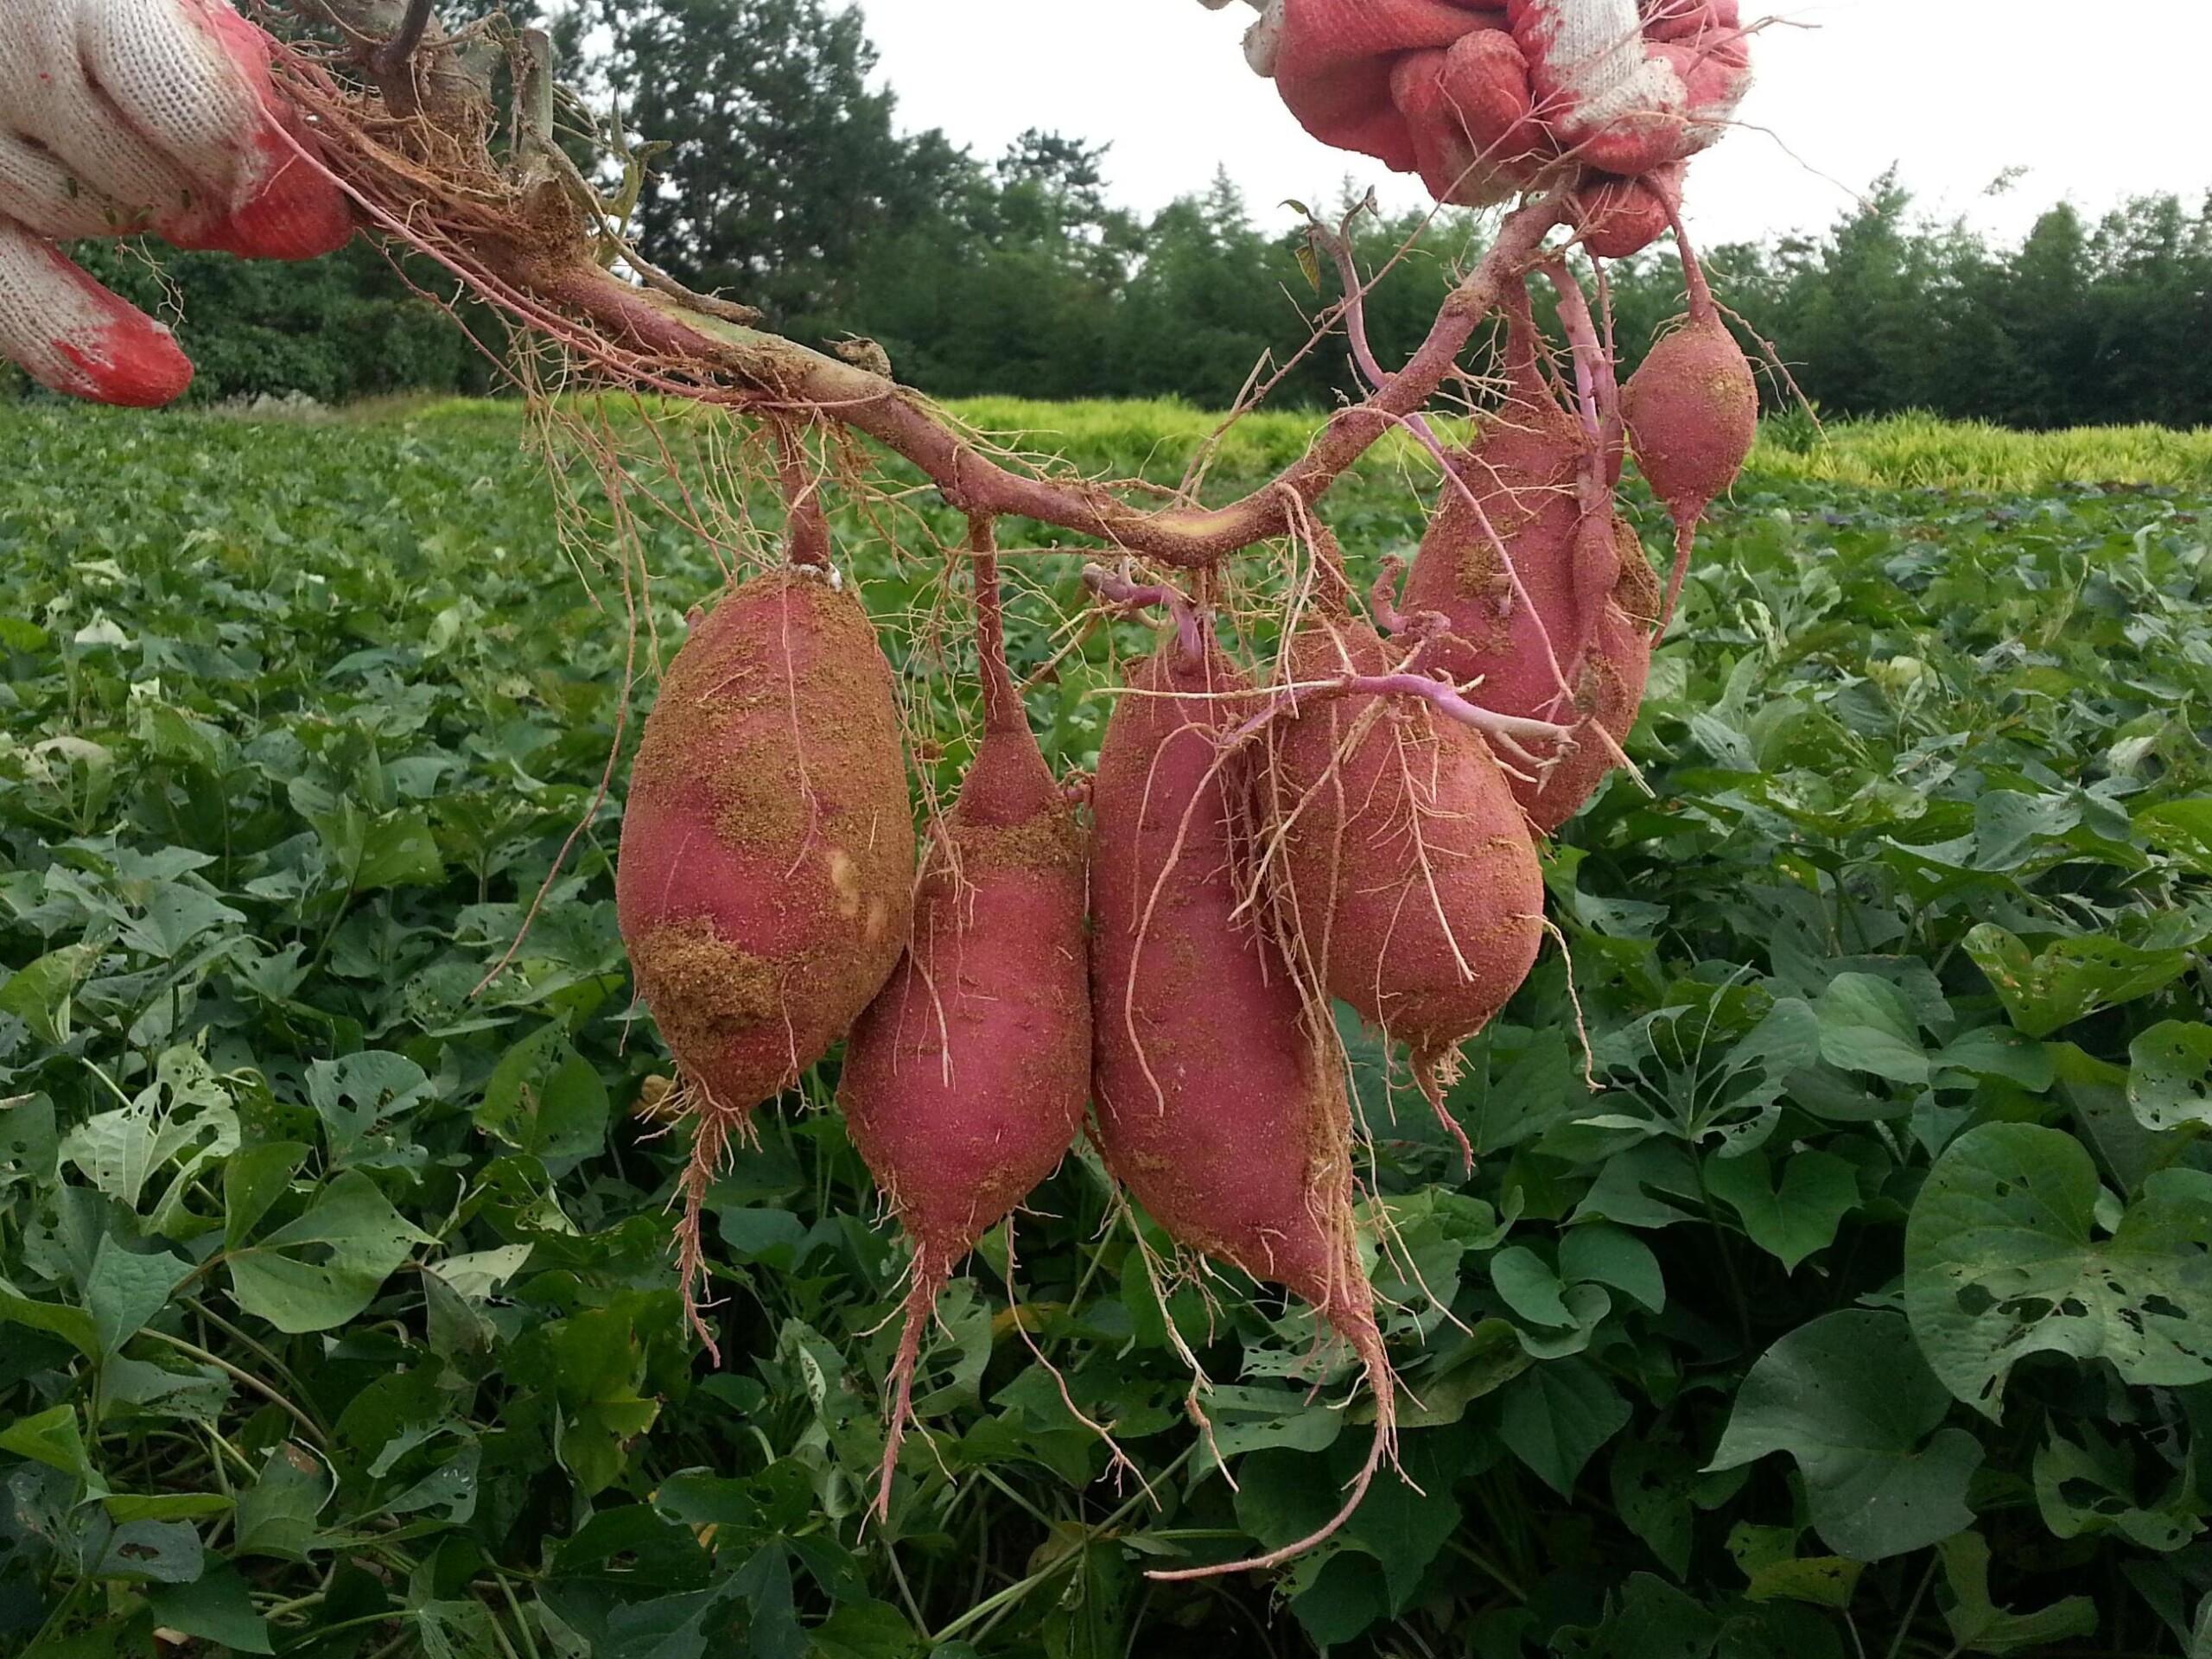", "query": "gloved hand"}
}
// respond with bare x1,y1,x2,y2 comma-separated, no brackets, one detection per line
1209,0,1751,255
0,0,353,407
